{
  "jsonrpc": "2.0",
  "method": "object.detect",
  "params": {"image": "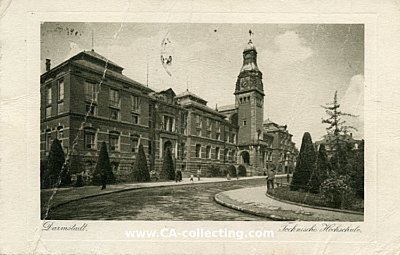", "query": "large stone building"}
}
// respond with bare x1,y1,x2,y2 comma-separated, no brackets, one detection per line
40,38,297,183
